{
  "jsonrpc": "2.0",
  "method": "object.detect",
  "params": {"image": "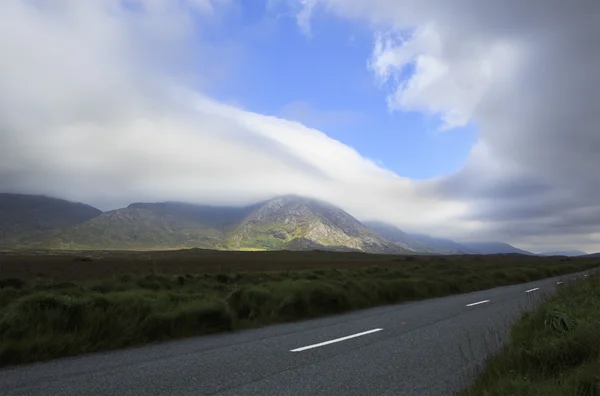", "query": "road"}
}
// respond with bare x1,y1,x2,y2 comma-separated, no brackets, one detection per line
0,271,592,396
